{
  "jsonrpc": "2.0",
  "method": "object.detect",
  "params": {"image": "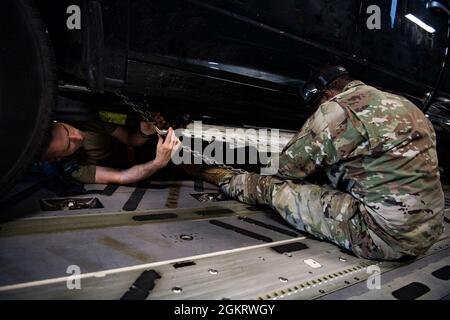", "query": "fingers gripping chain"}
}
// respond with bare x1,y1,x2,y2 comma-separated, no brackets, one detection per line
115,92,248,175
